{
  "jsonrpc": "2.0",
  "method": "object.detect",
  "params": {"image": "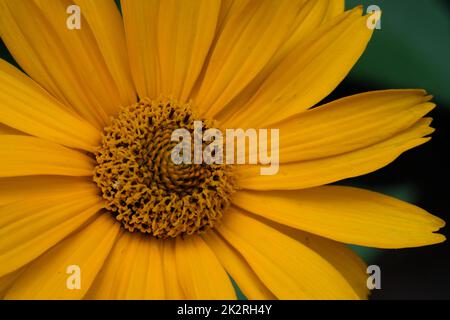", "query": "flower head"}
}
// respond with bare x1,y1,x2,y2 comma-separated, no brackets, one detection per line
0,0,445,300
